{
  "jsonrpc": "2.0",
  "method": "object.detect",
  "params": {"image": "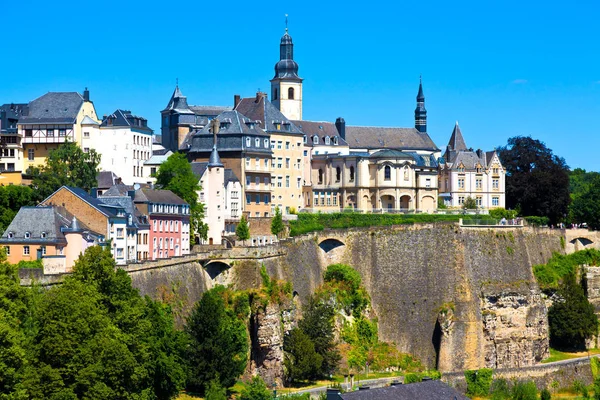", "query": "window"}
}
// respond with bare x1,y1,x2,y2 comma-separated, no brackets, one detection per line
297,177,301,188
246,176,251,186
476,179,482,189
313,136,319,145
25,129,32,137
277,177,282,187
277,141,282,149
46,129,54,137
277,158,282,168
264,194,270,204
246,137,251,147
84,147,89,153
303,135,307,144
458,166,465,173
493,179,499,189
333,194,338,206
492,197,499,206
159,238,163,249
476,196,482,206
83,131,90,138
271,140,275,149
246,157,250,167
425,178,431,188
255,194,259,204
170,238,174,249
153,220,157,231
264,138,269,148
318,169,324,184
23,246,30,255
458,178,465,189
41,246,46,255
458,196,465,205
325,136,330,145
333,136,338,145
349,166,355,182
255,138,260,147
288,87,295,99
4,246,9,255
28,149,34,161
384,165,391,181
286,176,290,187
159,221,163,232
273,88,278,100
7,232,13,239
493,167,500,175
285,141,290,149
117,248,124,259
59,129,66,137
286,158,290,168
117,228,124,238
264,159,269,169
264,177,269,186
246,194,251,204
